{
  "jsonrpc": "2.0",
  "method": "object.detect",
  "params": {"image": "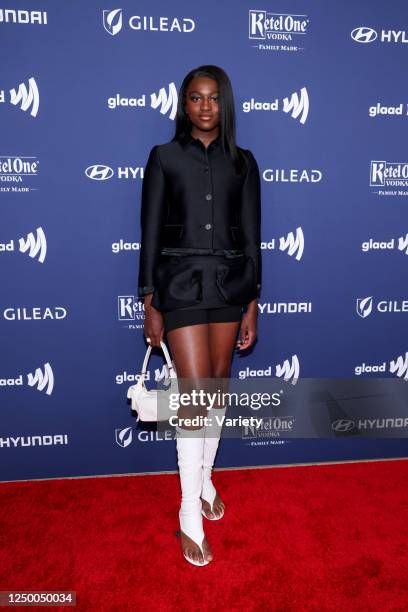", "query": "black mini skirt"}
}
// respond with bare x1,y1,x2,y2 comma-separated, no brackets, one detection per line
151,252,256,313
